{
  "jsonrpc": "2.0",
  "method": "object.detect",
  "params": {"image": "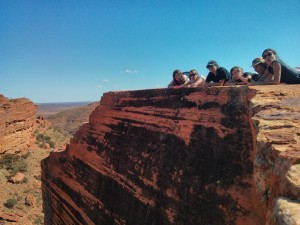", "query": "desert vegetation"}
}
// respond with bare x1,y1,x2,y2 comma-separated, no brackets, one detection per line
0,101,98,224
35,133,55,148
0,148,50,224
0,152,29,176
